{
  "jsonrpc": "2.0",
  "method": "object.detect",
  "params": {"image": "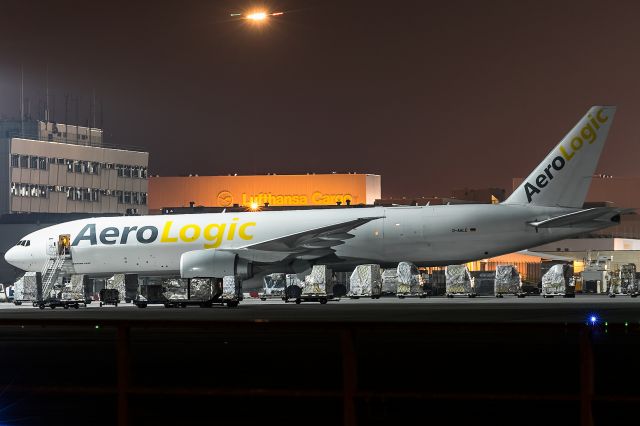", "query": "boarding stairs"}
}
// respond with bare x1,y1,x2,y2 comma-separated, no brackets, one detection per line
40,255,71,300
